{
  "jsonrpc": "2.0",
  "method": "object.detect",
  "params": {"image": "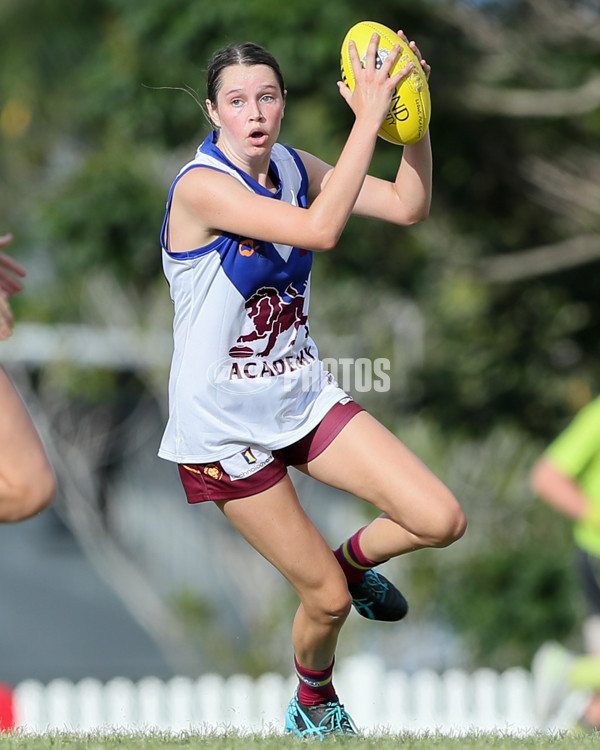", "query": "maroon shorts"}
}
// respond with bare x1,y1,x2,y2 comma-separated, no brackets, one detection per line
178,399,364,504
